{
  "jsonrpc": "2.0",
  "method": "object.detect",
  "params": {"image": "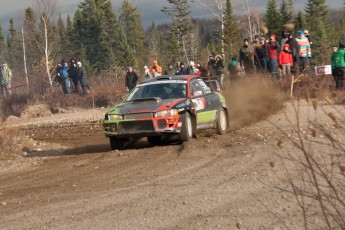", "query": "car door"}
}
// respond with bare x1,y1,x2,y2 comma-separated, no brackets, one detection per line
190,78,220,129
